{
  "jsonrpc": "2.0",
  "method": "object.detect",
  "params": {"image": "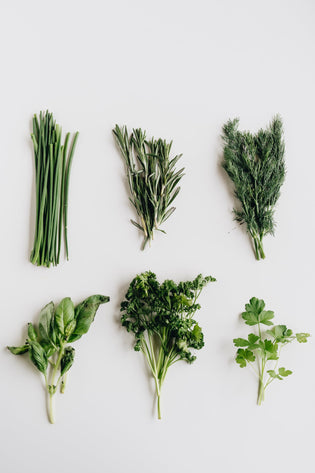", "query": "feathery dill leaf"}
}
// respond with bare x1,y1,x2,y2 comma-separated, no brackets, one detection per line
120,271,216,419
113,125,184,249
222,116,285,260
